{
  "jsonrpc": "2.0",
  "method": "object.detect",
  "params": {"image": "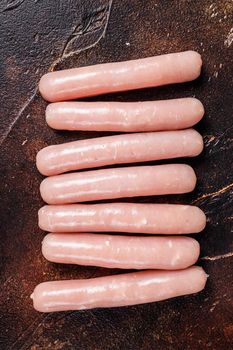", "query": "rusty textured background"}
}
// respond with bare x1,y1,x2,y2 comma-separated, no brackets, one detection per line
0,1,233,349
